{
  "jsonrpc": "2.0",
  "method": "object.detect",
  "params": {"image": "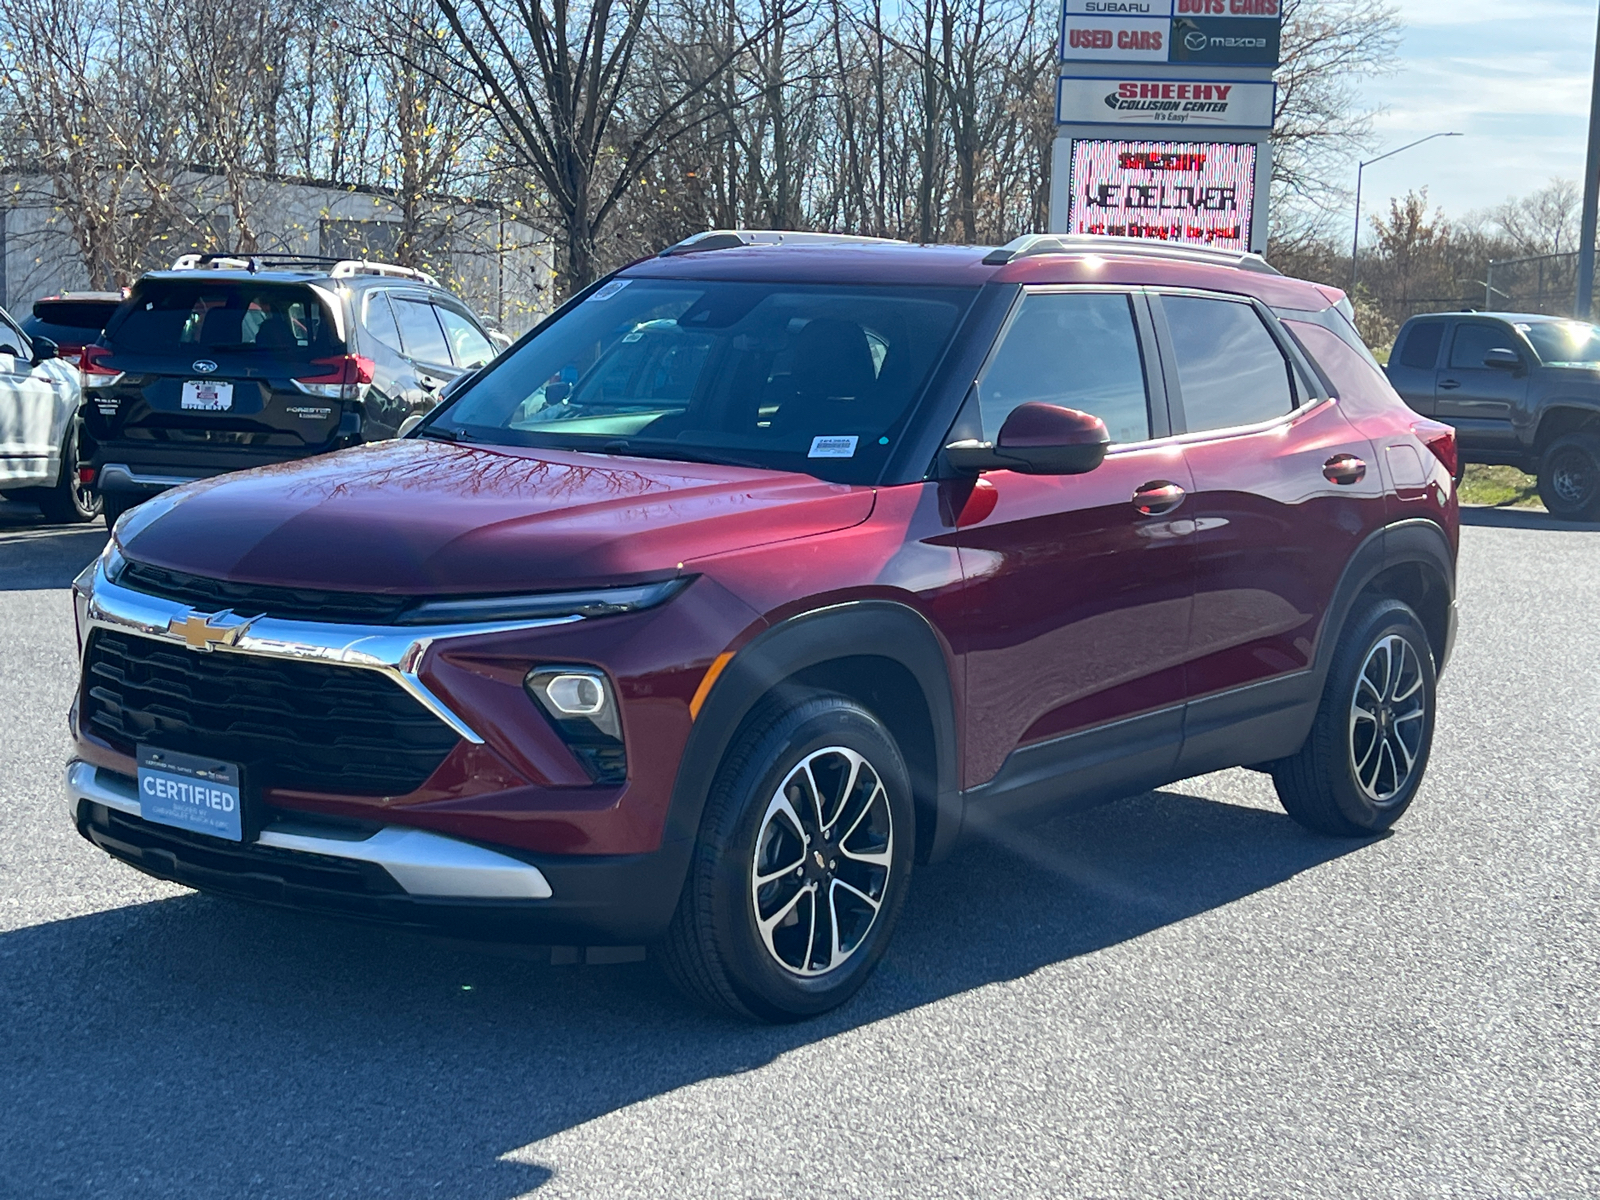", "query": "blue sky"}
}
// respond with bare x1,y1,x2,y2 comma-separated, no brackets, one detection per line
1355,0,1597,220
